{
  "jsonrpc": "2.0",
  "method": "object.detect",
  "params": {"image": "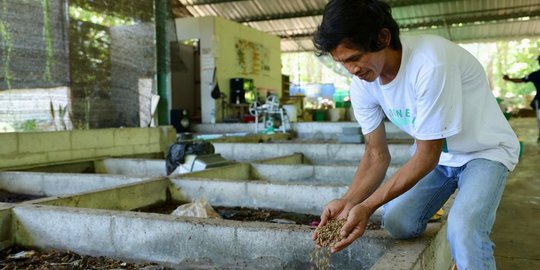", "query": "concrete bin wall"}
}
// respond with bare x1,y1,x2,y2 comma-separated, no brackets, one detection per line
0,162,451,270
94,158,167,177
179,163,251,180
170,177,348,215
213,142,412,165
37,178,170,211
250,163,401,185
0,207,12,251
0,135,453,269
12,205,394,269
0,172,147,197
192,121,413,141
0,126,176,171
178,161,400,186
254,153,305,164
